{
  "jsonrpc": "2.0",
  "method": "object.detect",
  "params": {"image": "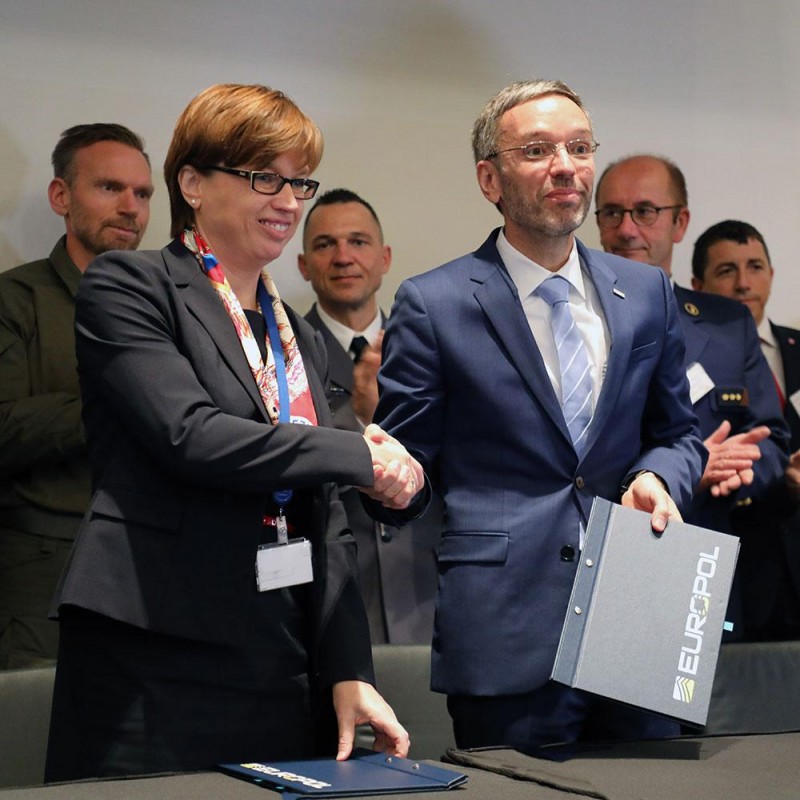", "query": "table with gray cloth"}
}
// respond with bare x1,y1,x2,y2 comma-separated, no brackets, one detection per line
1,733,797,799
444,733,800,799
